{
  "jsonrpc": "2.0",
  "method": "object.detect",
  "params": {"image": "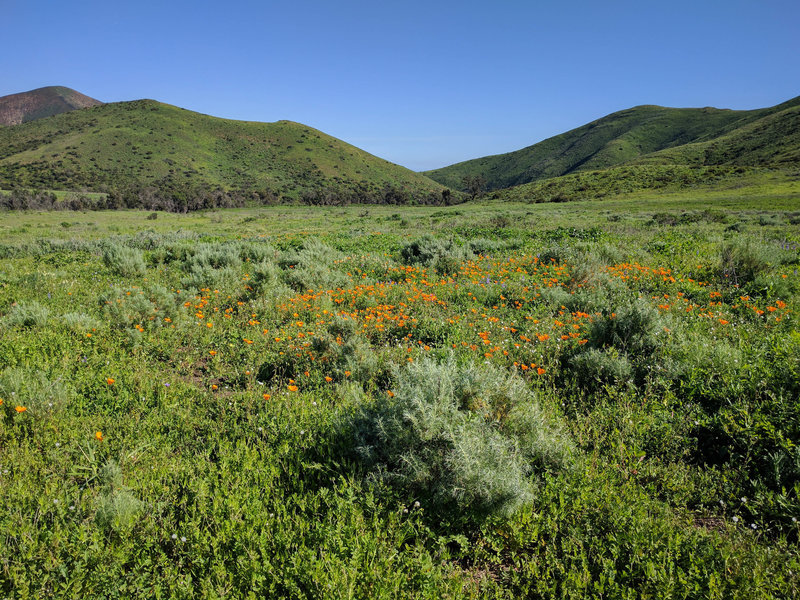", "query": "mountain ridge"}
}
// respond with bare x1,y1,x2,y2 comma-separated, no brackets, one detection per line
424,96,800,191
0,86,103,126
